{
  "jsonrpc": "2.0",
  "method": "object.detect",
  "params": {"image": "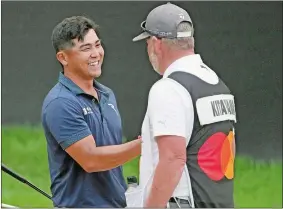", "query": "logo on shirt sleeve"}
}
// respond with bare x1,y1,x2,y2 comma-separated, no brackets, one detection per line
108,103,119,116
